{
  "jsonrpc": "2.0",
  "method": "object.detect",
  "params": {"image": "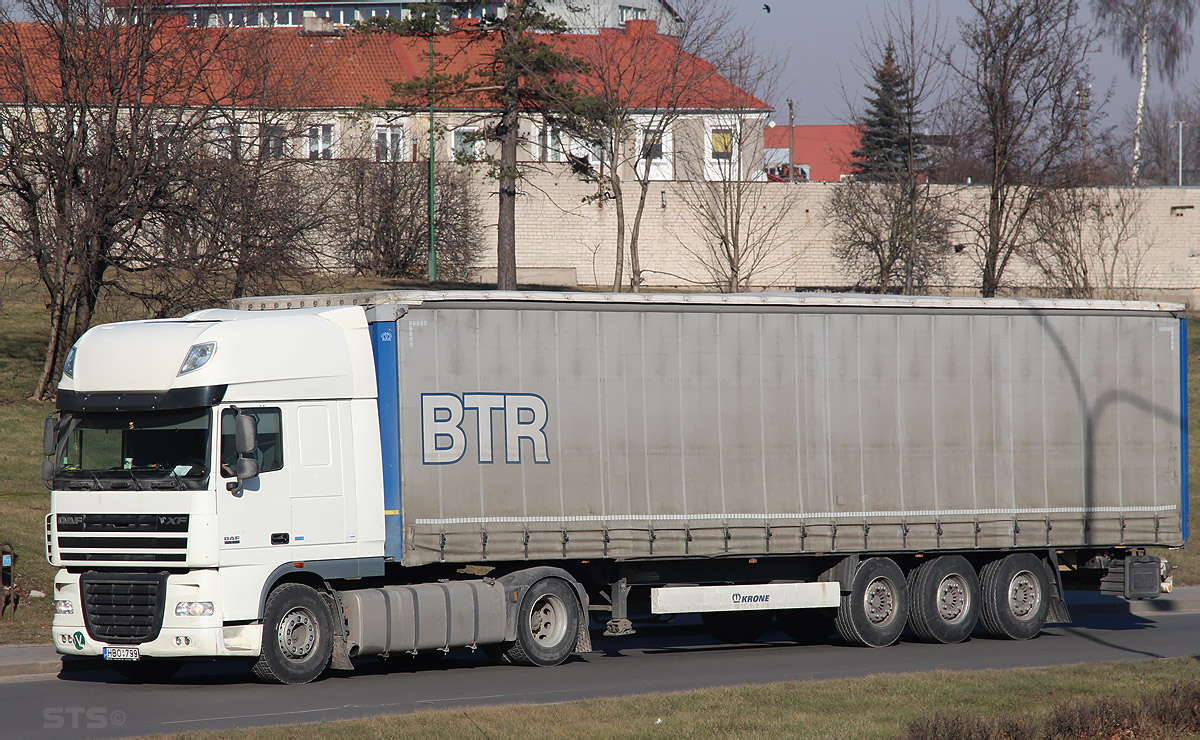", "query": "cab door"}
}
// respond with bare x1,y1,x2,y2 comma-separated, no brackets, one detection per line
215,406,291,560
